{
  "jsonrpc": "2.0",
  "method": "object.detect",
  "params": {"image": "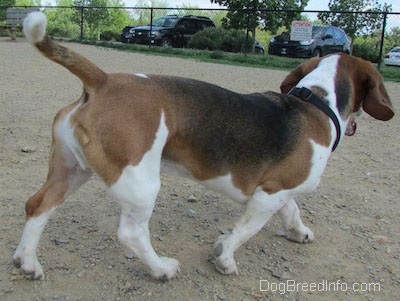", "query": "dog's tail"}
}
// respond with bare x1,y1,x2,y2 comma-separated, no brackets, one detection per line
23,12,106,92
